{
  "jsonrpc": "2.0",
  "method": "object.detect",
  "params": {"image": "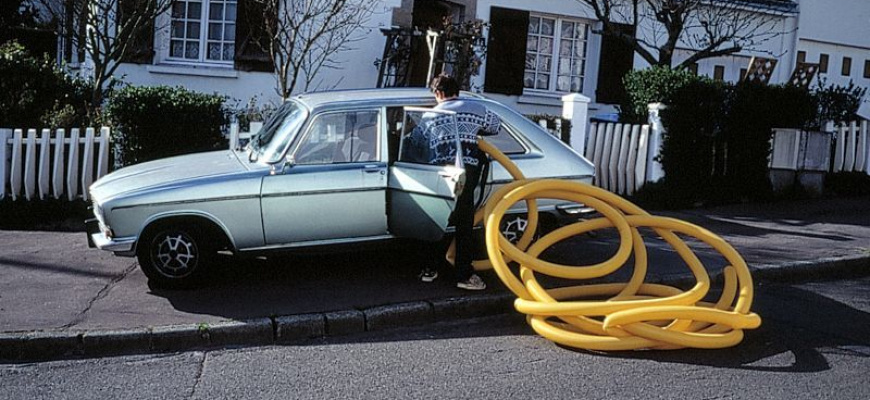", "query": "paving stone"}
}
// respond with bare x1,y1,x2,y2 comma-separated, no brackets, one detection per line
364,301,433,332
324,310,365,336
275,314,325,343
82,328,151,357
